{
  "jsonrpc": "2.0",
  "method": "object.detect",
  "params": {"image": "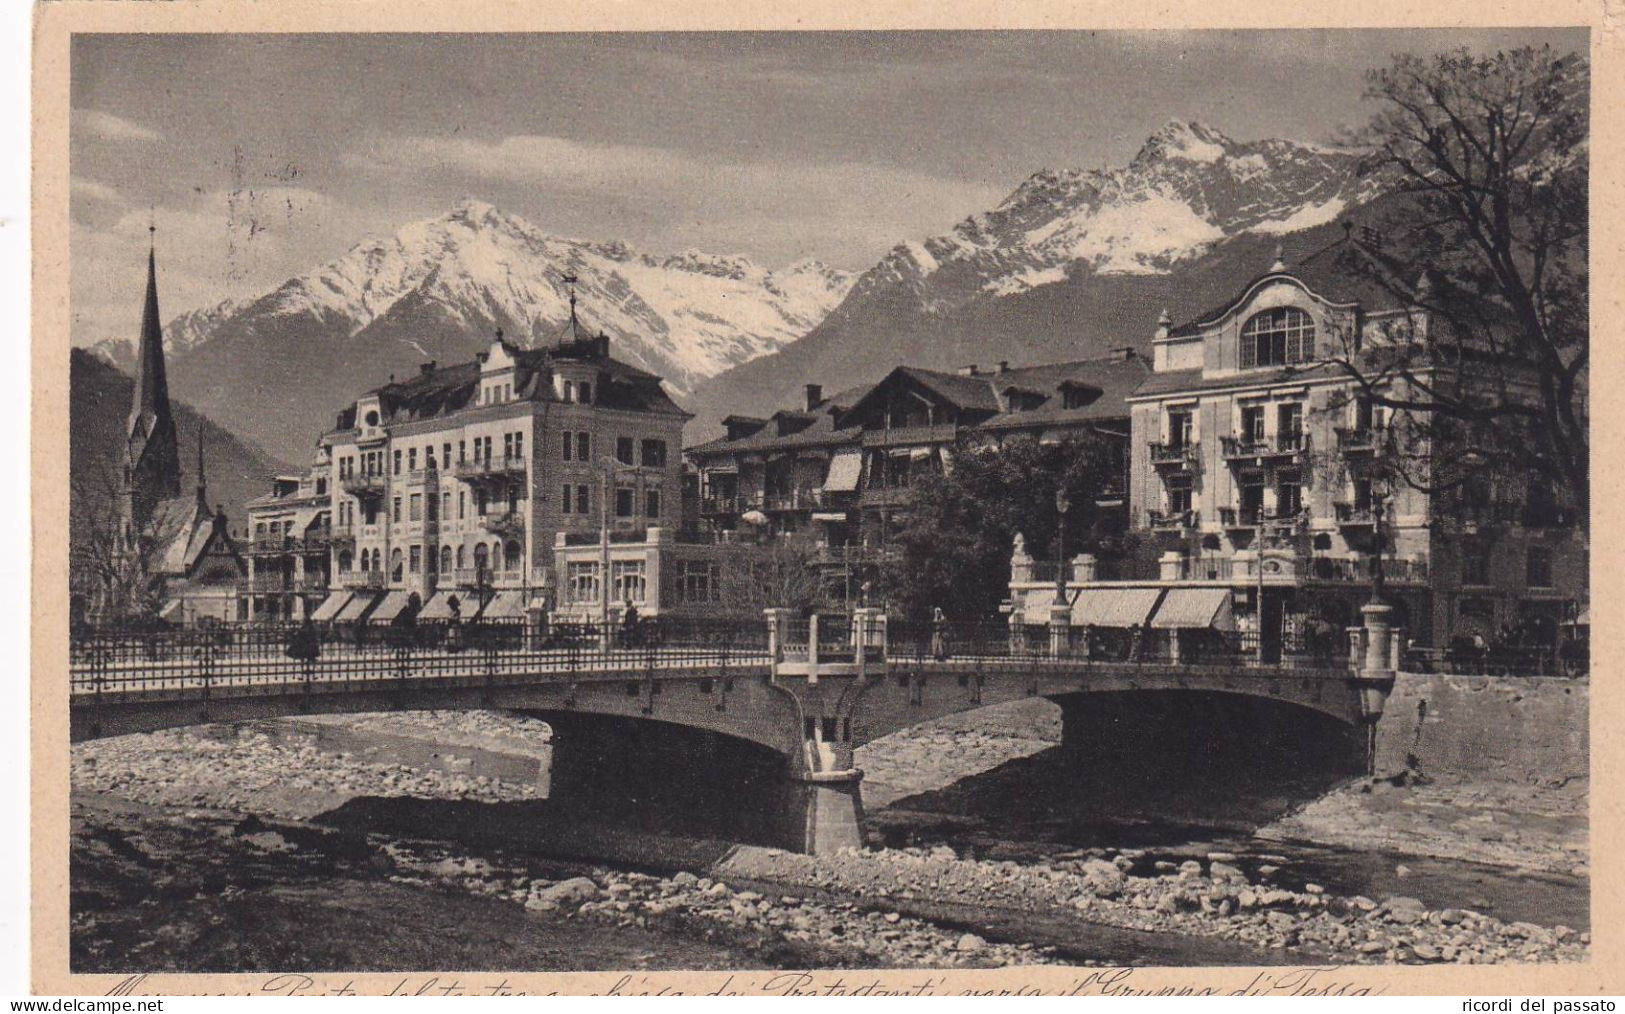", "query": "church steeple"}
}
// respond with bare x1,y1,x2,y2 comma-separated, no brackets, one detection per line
194,428,209,514
124,227,181,529
131,226,172,431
